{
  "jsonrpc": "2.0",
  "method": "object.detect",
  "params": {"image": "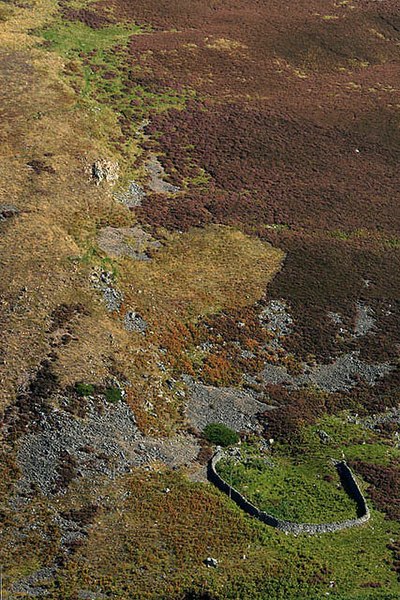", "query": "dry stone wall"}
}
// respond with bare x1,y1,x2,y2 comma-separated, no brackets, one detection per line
208,449,370,535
